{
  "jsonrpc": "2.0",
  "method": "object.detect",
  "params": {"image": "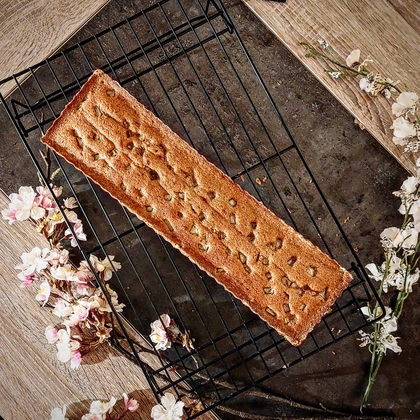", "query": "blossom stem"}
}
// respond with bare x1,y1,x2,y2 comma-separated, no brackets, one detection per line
361,351,384,411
